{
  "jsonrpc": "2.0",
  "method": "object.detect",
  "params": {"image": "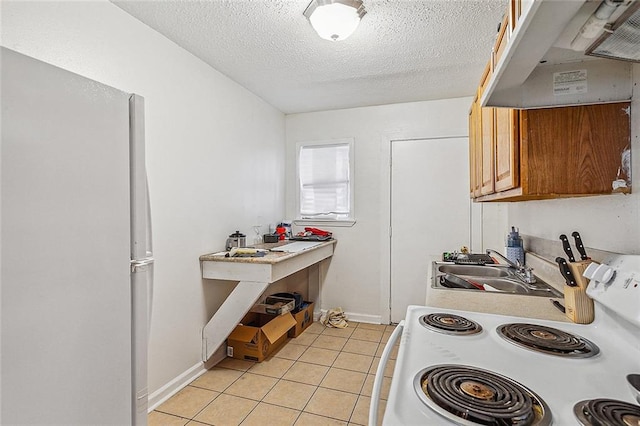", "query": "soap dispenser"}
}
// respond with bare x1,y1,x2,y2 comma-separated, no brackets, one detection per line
506,226,524,265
